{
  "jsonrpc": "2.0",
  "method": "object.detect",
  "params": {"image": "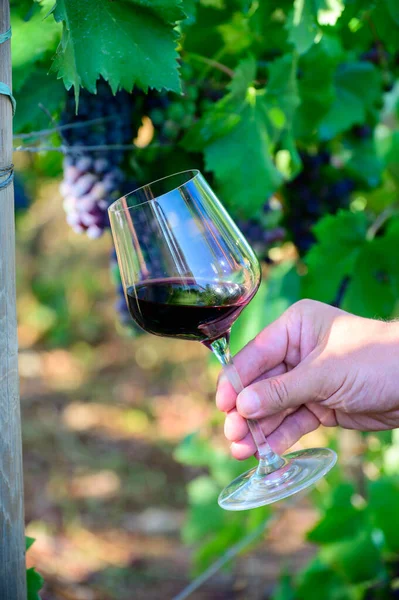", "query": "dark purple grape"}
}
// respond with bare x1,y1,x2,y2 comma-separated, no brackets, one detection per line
352,124,373,139
60,80,142,239
284,149,354,256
